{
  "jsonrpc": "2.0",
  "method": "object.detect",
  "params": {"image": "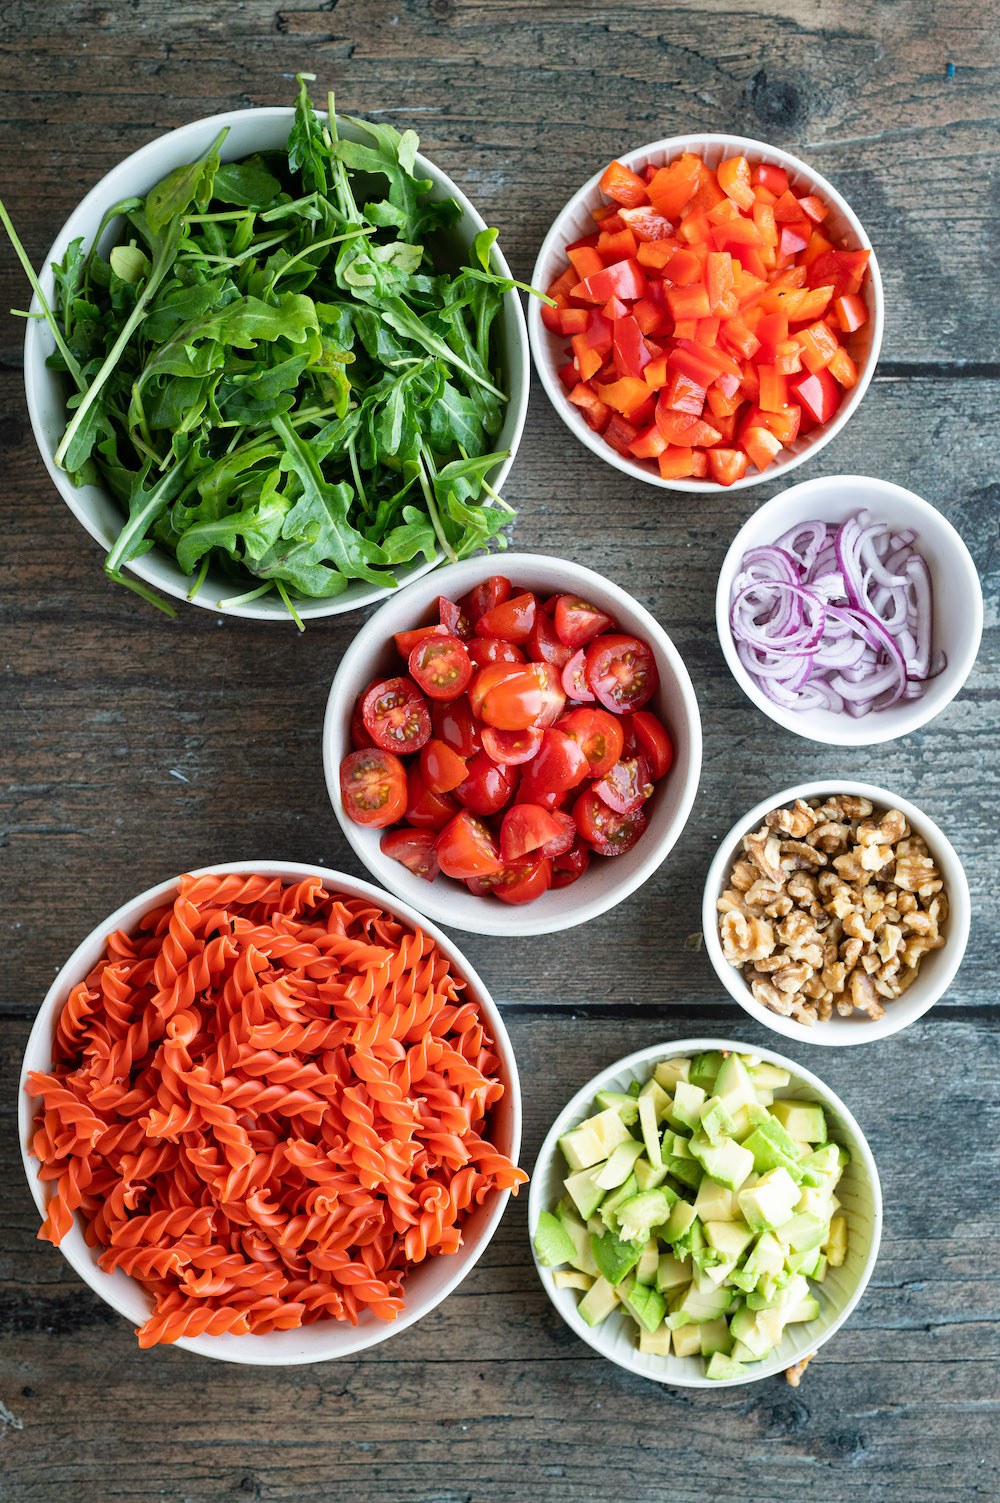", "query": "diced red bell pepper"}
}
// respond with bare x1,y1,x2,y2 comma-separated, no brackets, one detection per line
806,248,870,297
596,375,654,414
599,159,649,208
613,315,653,379
571,334,603,381
603,412,641,457
541,298,565,334
720,316,760,359
636,239,677,271
657,445,696,479
742,425,783,471
753,162,789,194
789,366,841,423
575,259,647,304
559,306,589,336
568,244,605,281
788,284,834,323
796,319,841,373
632,297,665,335
707,447,749,486
717,155,754,211
647,157,701,218
667,283,712,320
626,394,656,428
778,222,811,259
619,205,675,241
827,346,859,388
602,295,628,321
705,251,735,311
757,364,789,412
706,383,742,420
585,309,615,355
798,194,829,224
547,267,579,301
752,201,778,247
774,339,803,375
597,226,640,262
834,293,868,333
661,369,707,415
628,422,668,459
654,396,722,447
558,362,579,391
568,381,612,433
663,248,703,286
